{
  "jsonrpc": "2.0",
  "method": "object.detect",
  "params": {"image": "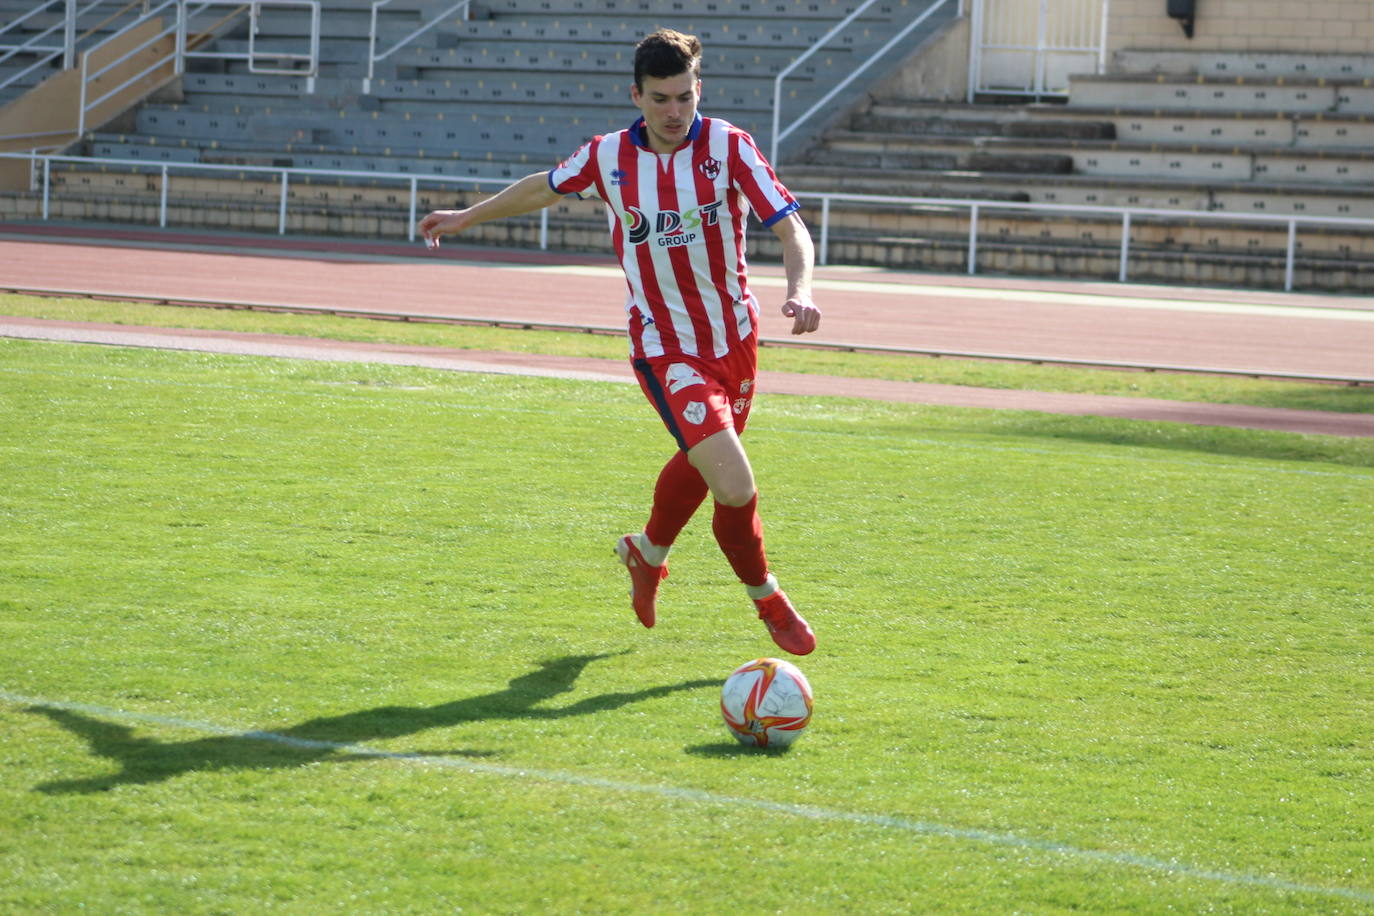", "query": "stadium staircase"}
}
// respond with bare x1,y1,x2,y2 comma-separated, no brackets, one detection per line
786,48,1374,289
